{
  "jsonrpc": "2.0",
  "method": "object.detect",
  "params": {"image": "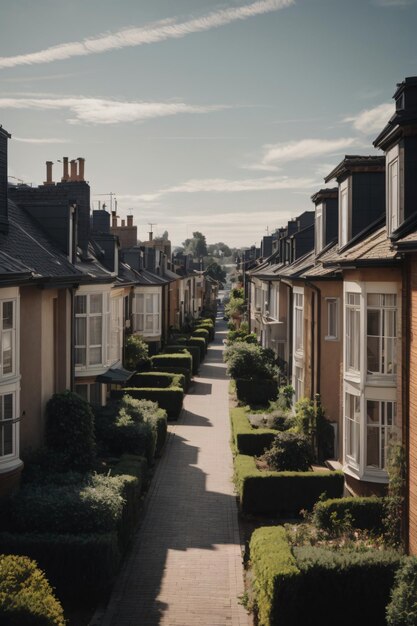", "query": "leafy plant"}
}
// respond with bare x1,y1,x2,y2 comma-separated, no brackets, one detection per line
124,334,150,371
224,342,276,380
383,440,406,549
260,431,313,471
386,557,417,626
